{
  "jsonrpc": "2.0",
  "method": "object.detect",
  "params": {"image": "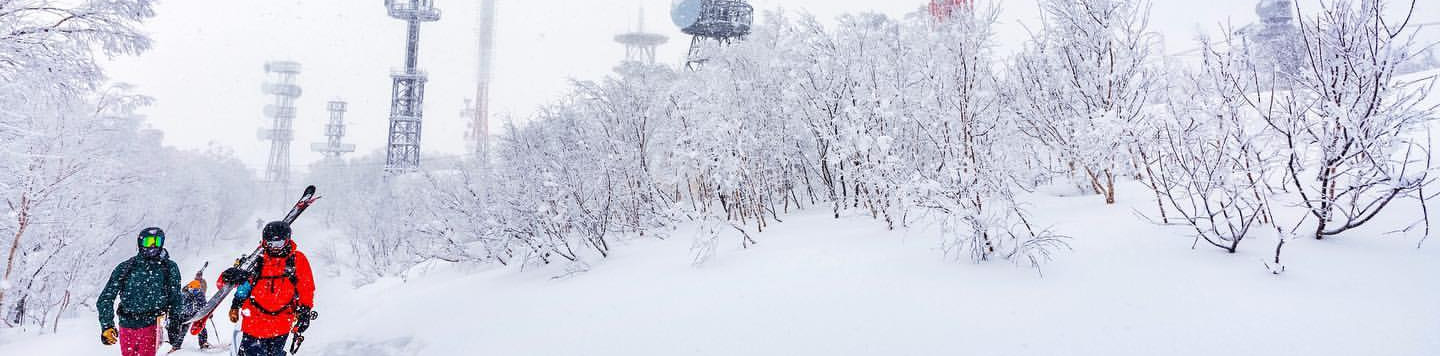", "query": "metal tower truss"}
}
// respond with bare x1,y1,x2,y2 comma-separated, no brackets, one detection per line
258,61,302,185
385,0,441,173
311,100,356,160
388,70,428,171
673,0,753,69
616,7,668,69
